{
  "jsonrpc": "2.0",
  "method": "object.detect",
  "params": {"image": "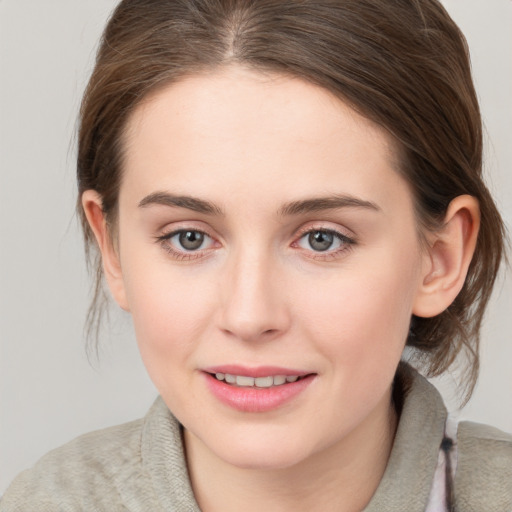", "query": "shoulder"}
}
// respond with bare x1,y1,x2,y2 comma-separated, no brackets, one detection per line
455,420,512,511
1,417,149,511
1,396,199,512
